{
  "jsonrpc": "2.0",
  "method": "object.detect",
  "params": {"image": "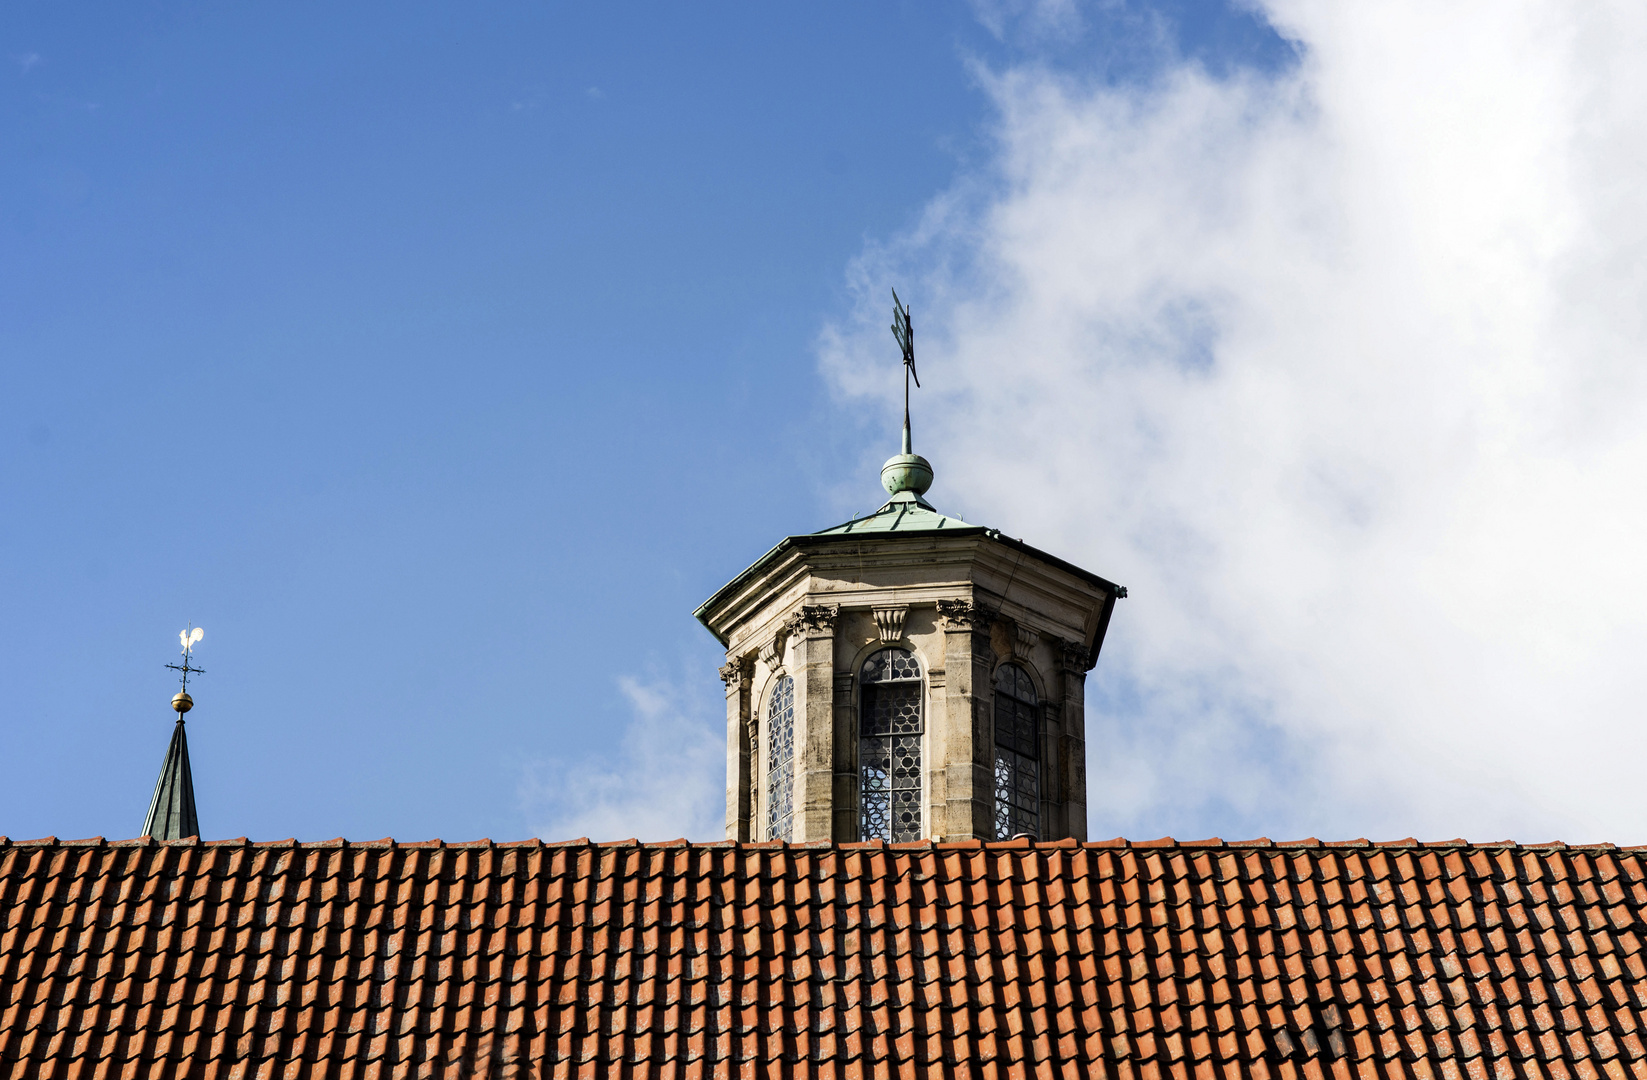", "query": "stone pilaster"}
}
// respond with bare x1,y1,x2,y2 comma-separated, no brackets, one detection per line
1040,700,1064,840
831,670,857,841
720,654,755,841
1055,637,1090,842
784,604,839,841
936,598,994,840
